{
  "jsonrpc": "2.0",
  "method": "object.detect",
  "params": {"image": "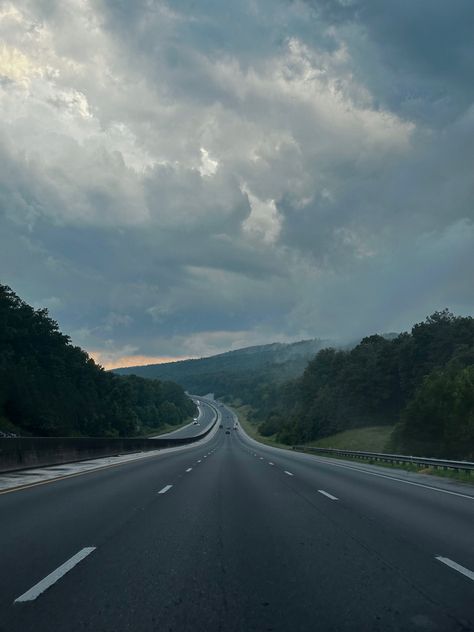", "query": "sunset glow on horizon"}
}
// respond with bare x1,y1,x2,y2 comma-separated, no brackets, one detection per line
89,353,194,371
